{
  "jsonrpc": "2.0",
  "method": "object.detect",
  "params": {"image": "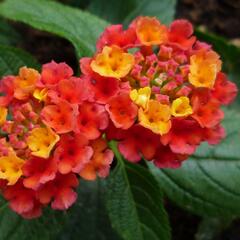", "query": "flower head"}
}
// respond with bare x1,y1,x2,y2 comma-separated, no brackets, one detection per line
139,100,171,135
134,17,168,46
0,153,24,185
91,45,134,79
14,67,40,100
27,127,60,159
82,16,237,170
